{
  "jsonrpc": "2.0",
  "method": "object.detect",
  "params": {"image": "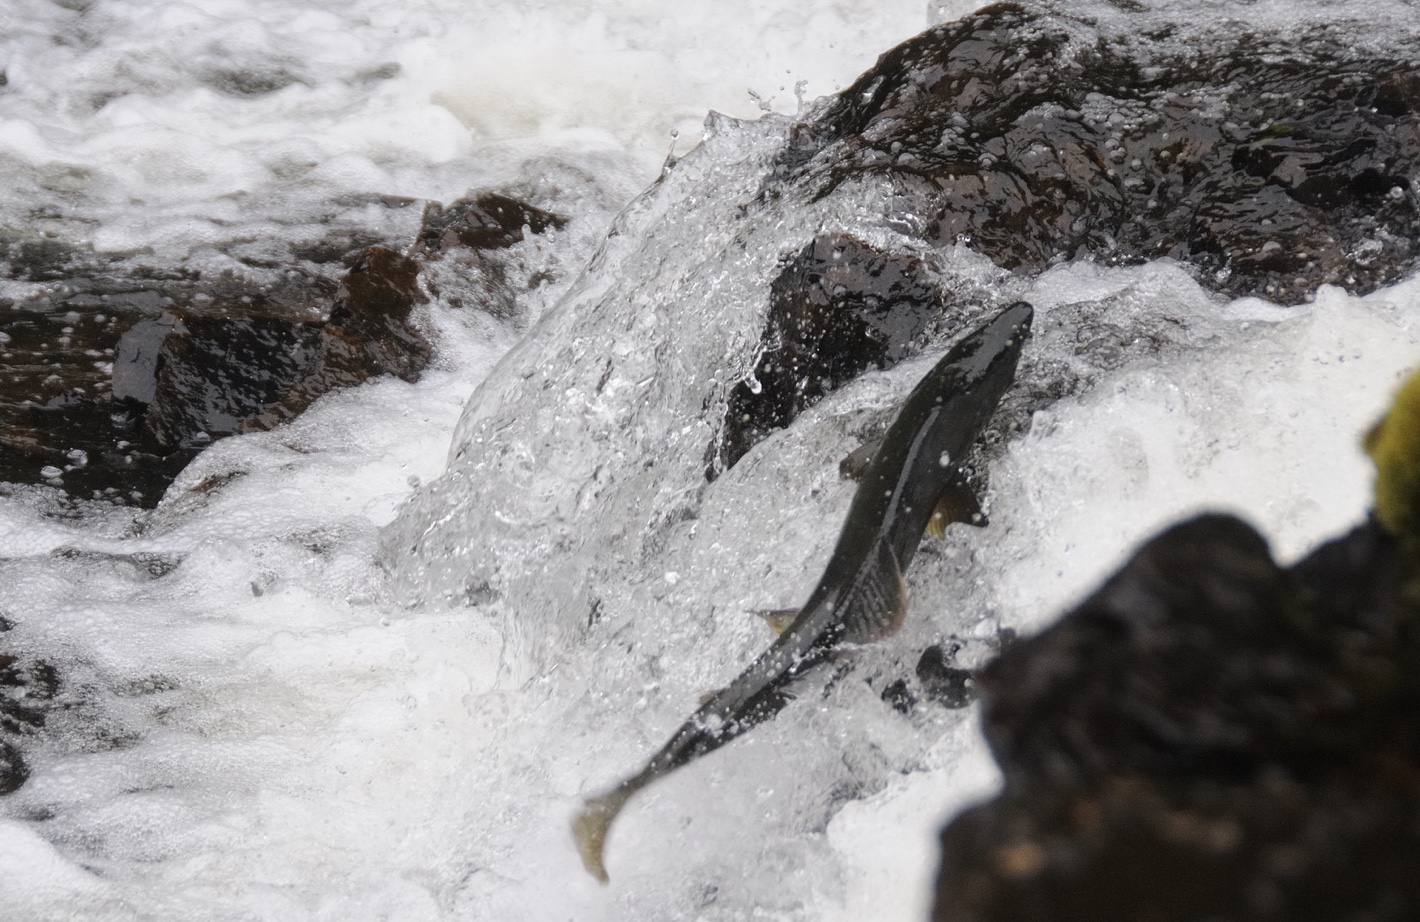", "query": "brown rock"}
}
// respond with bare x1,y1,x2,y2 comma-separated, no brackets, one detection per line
415,192,568,254
773,3,1420,305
